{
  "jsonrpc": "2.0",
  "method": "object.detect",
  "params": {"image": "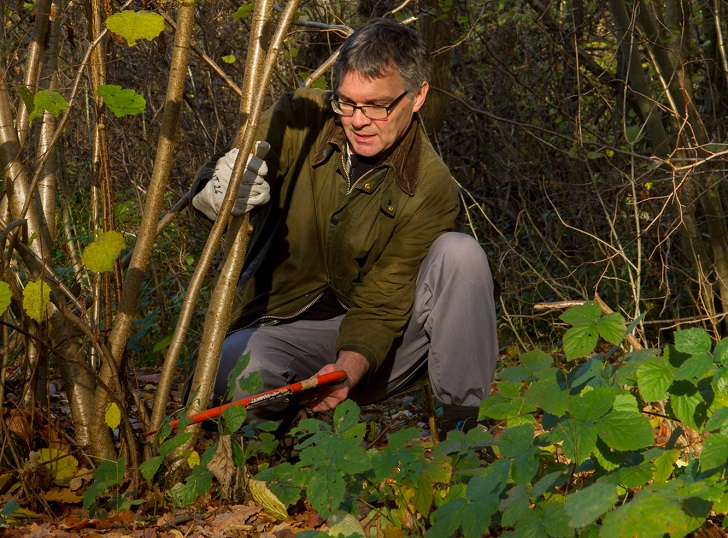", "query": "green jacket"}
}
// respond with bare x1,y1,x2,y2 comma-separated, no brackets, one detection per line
192,88,459,374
